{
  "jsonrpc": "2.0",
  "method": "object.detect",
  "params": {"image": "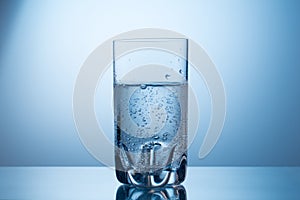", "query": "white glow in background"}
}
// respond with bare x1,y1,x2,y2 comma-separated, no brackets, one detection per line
0,0,299,165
